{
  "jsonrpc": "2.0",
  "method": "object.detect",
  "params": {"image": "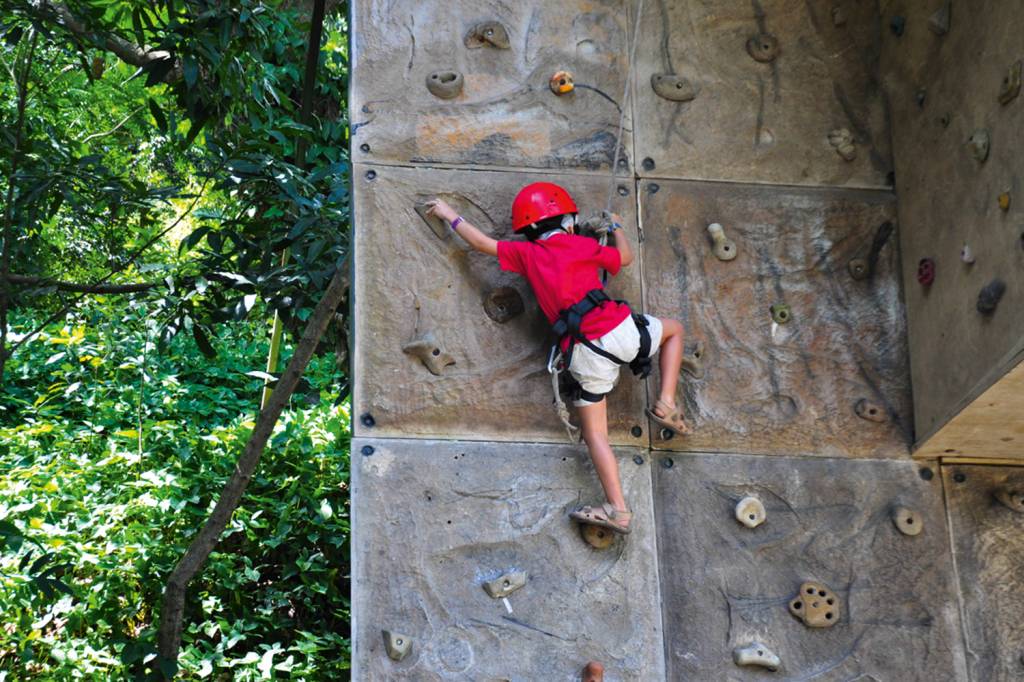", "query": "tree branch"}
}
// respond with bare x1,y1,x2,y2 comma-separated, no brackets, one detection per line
155,264,349,672
43,1,183,83
4,273,159,293
6,177,211,358
81,107,143,144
